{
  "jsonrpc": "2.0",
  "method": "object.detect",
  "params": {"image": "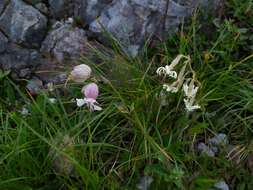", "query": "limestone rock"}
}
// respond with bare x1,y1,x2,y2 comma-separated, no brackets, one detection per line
0,0,48,48
89,0,221,56
0,0,10,15
89,0,190,56
75,0,113,26
41,21,87,63
0,43,44,78
49,0,74,19
0,31,8,53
